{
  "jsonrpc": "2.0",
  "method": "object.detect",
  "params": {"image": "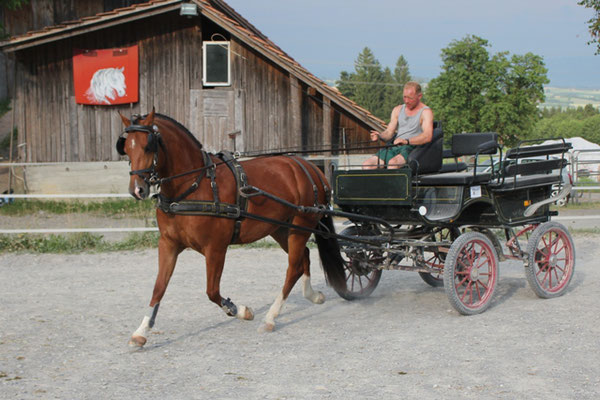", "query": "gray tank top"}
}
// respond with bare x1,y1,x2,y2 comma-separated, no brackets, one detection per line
394,105,429,141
